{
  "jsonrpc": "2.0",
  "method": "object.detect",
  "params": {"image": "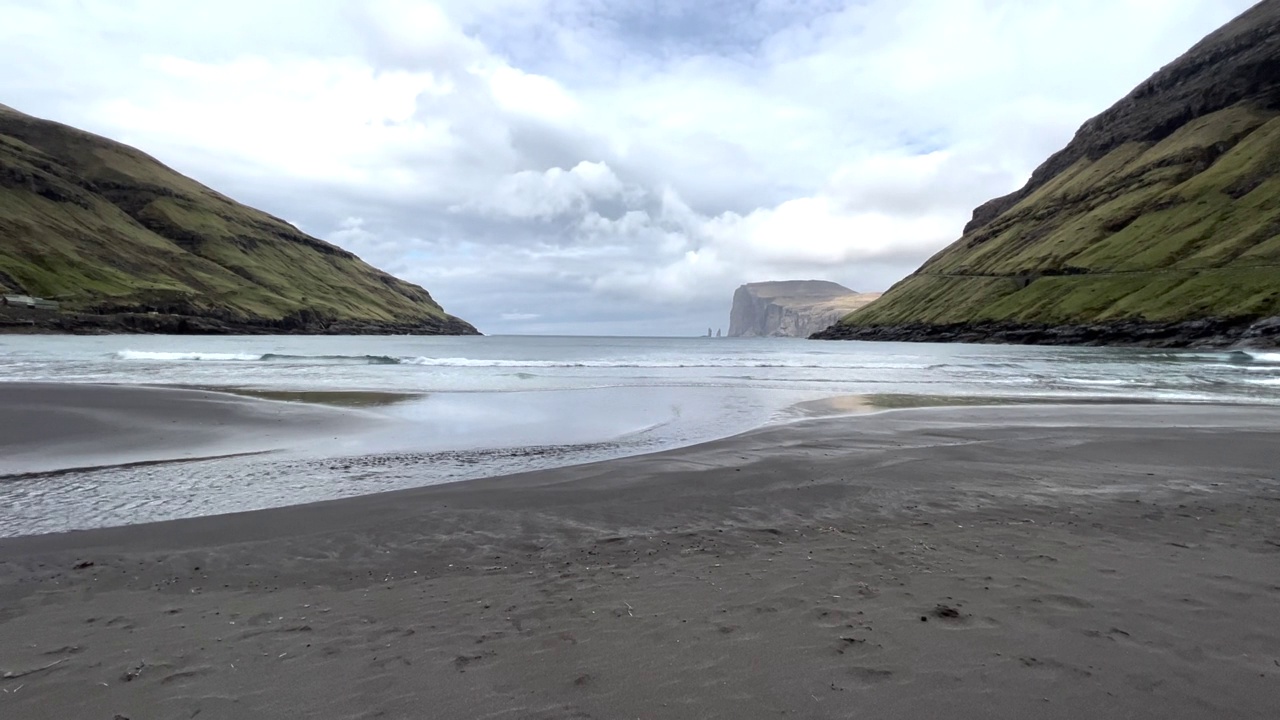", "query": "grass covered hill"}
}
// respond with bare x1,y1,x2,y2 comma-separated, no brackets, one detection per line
0,104,477,334
819,0,1280,347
